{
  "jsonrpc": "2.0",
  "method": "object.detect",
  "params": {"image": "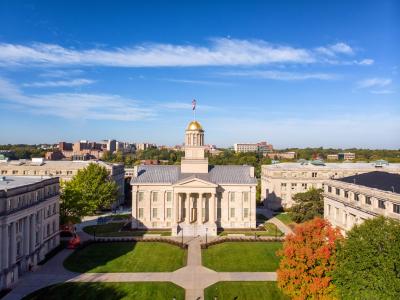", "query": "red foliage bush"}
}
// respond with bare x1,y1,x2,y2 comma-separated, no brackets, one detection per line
277,217,343,300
